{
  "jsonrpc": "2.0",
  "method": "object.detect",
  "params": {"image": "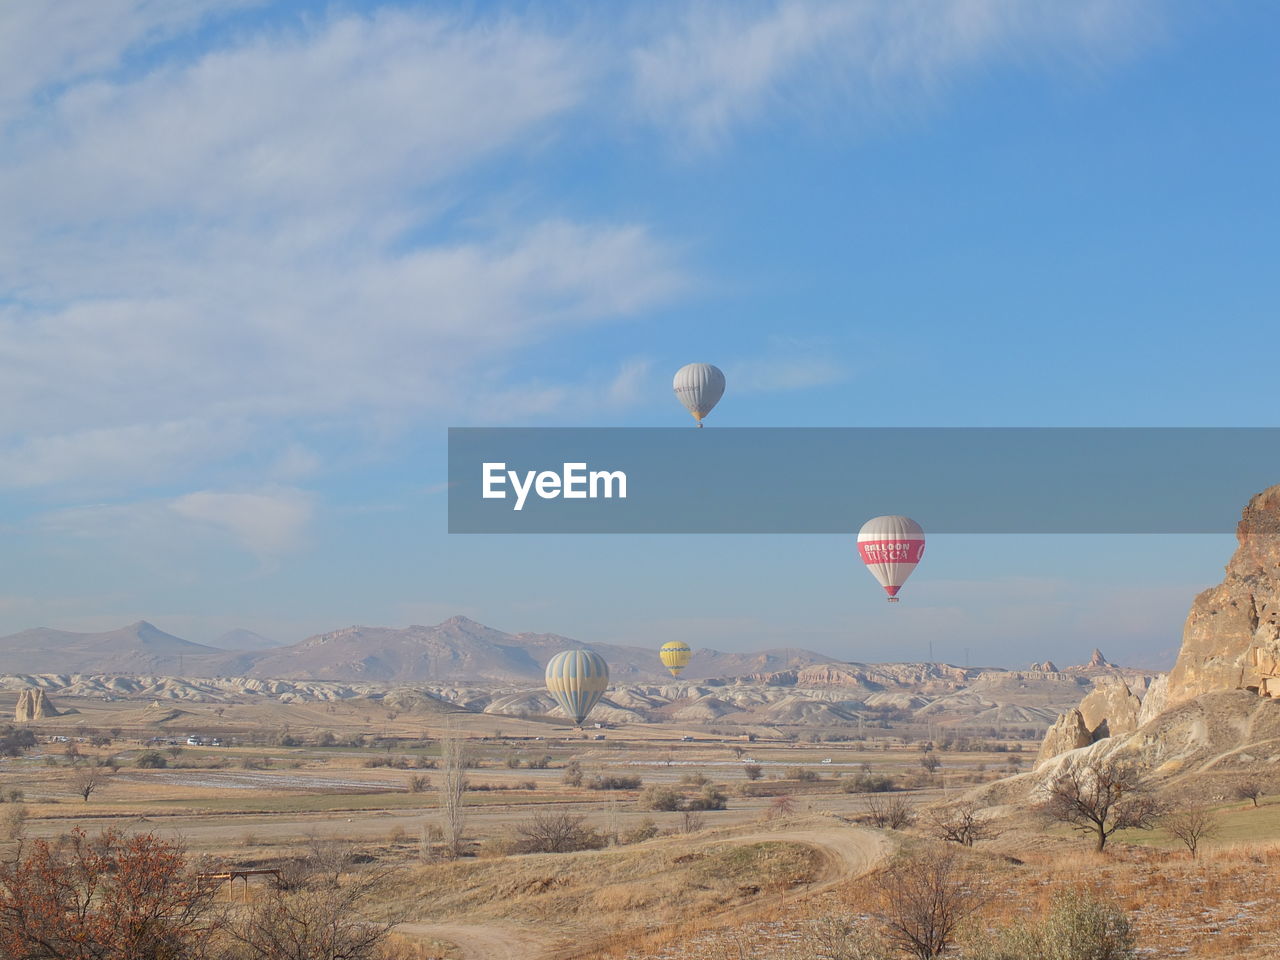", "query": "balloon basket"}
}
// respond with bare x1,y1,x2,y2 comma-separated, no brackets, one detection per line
886,597,900,603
